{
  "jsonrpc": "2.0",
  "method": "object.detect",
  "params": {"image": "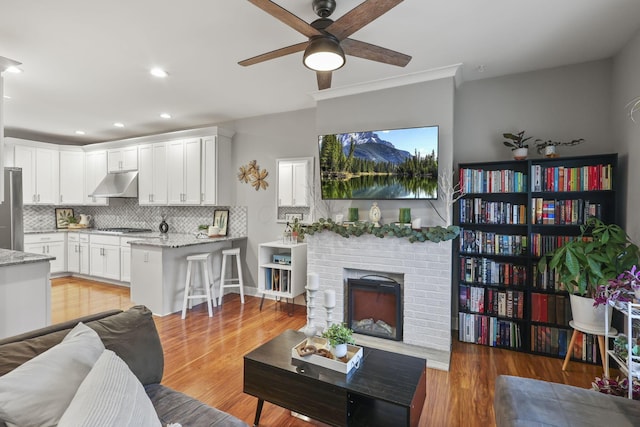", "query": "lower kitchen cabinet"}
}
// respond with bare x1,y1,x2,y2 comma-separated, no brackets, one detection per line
67,233,89,275
89,234,120,281
24,233,66,274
